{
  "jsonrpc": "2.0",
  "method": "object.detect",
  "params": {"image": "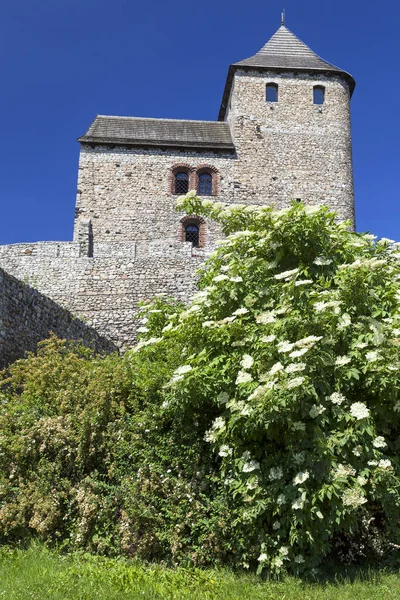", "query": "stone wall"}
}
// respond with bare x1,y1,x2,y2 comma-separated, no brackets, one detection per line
0,239,204,353
226,70,354,223
74,147,233,248
0,267,118,369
